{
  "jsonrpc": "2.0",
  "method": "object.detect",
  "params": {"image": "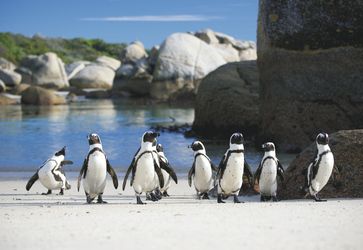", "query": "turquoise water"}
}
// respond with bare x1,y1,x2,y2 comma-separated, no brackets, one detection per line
0,99,295,174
